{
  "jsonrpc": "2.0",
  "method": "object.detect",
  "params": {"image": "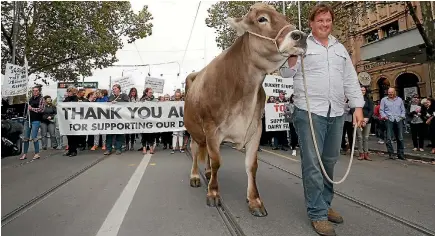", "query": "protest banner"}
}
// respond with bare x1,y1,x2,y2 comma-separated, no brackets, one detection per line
1,63,28,97
264,103,289,132
262,75,293,97
57,101,185,135
145,77,165,94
